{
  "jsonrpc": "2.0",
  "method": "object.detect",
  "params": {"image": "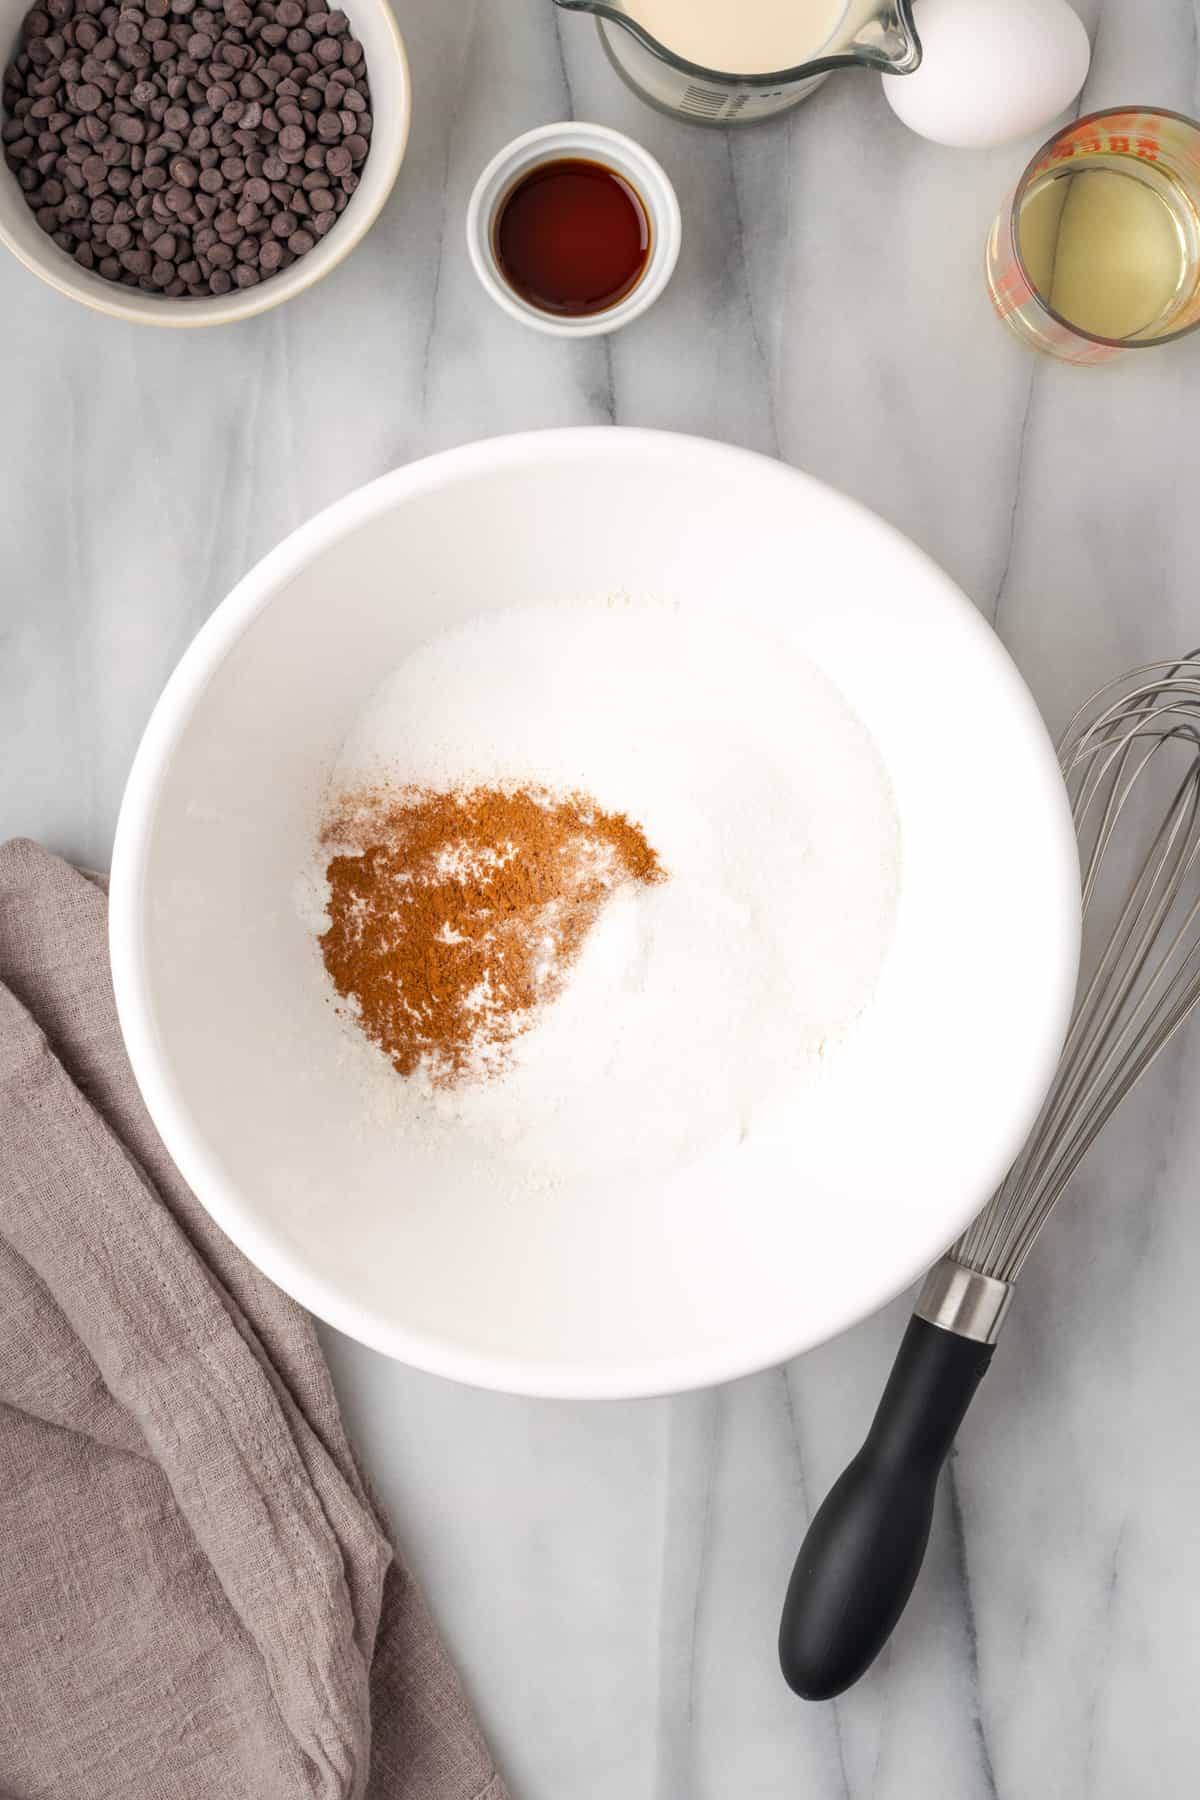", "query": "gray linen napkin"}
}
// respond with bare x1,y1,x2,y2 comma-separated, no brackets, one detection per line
0,839,507,1800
